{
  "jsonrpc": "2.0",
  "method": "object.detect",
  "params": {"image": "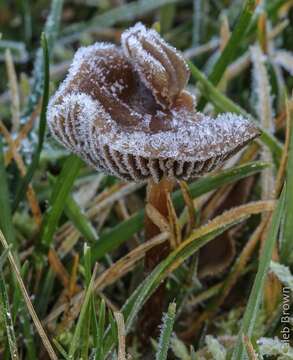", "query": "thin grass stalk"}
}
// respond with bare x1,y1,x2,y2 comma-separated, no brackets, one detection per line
0,229,58,360
280,100,293,264
114,312,127,360
251,45,275,201
155,302,176,360
5,49,20,132
26,0,64,113
0,274,19,360
232,186,286,359
13,33,50,212
197,0,257,109
68,263,98,358
62,0,182,40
